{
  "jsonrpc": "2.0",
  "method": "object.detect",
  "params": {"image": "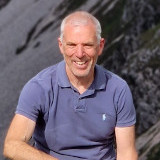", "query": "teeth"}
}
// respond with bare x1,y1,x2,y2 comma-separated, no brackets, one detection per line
75,61,85,65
